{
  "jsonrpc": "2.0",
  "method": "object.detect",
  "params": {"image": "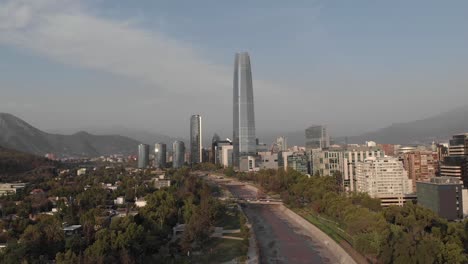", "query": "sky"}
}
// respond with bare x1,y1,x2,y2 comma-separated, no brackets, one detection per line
1,0,468,140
